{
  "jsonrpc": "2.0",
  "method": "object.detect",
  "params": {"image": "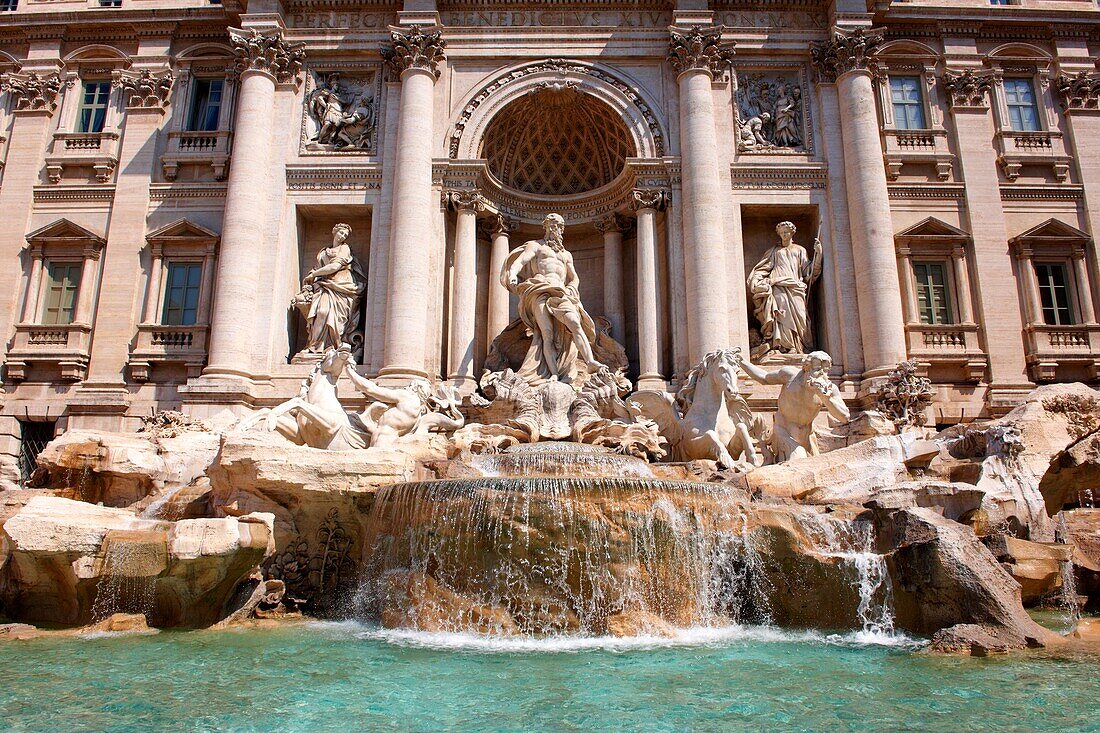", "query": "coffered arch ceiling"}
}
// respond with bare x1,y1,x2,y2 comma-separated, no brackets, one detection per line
480,84,636,197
